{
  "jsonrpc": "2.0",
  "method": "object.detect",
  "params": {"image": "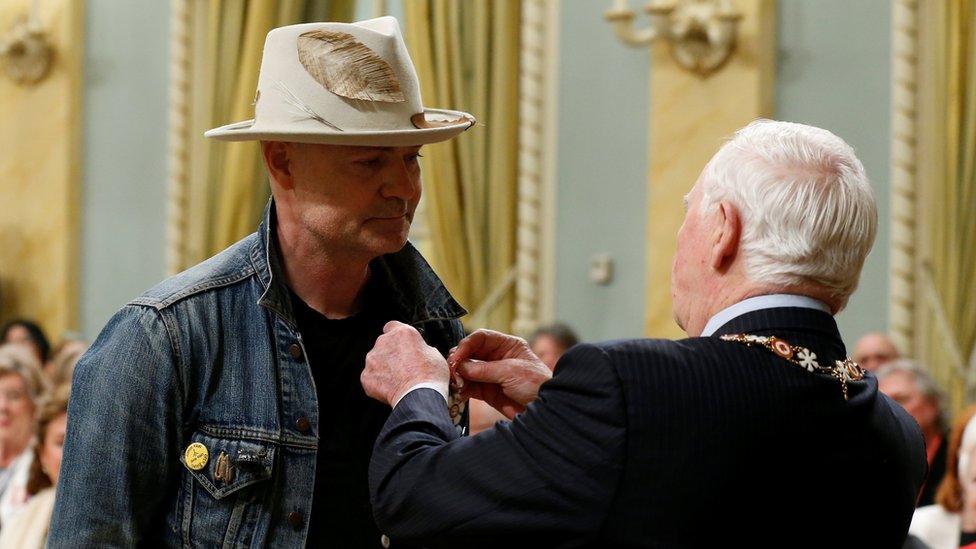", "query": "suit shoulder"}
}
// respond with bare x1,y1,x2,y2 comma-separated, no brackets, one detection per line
590,336,726,365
